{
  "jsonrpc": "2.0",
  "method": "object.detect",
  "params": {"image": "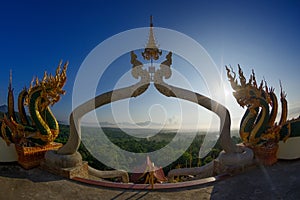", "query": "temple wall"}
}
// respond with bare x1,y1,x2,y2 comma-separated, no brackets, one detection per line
0,138,17,162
